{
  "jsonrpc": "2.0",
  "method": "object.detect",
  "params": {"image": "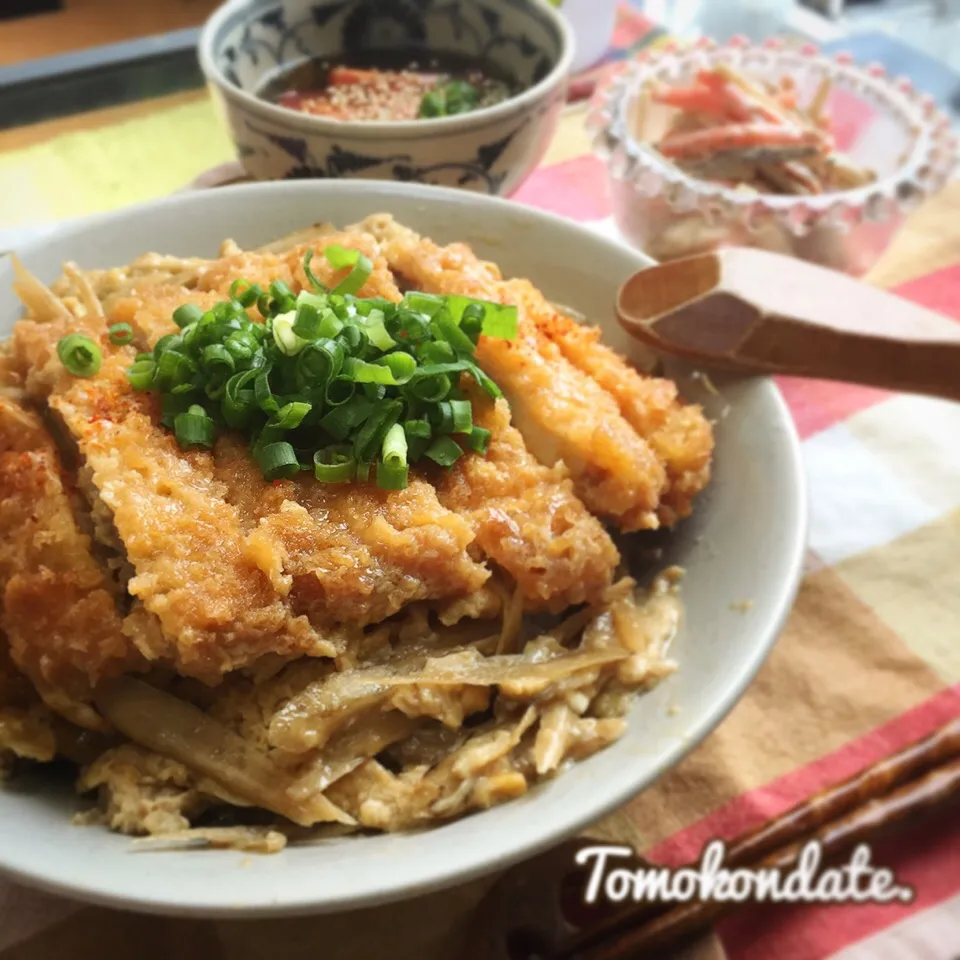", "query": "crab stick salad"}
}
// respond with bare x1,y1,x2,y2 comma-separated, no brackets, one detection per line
639,64,877,195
